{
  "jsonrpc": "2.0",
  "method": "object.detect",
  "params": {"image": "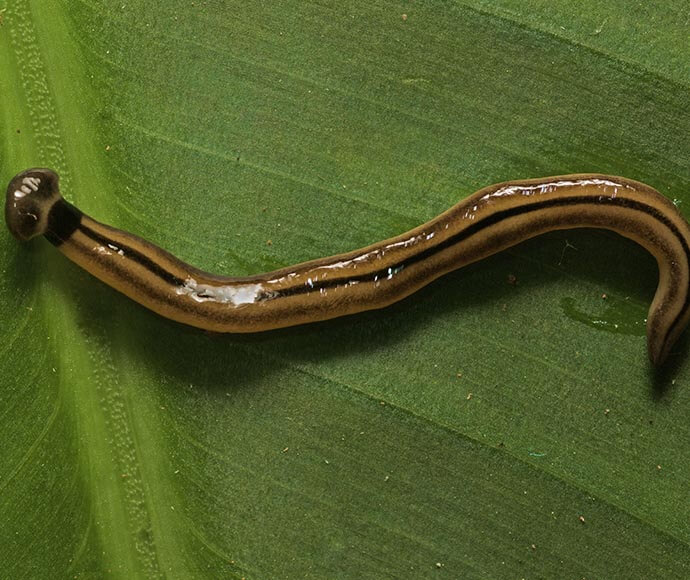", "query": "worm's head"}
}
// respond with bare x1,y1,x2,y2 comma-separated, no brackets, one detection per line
5,168,62,241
